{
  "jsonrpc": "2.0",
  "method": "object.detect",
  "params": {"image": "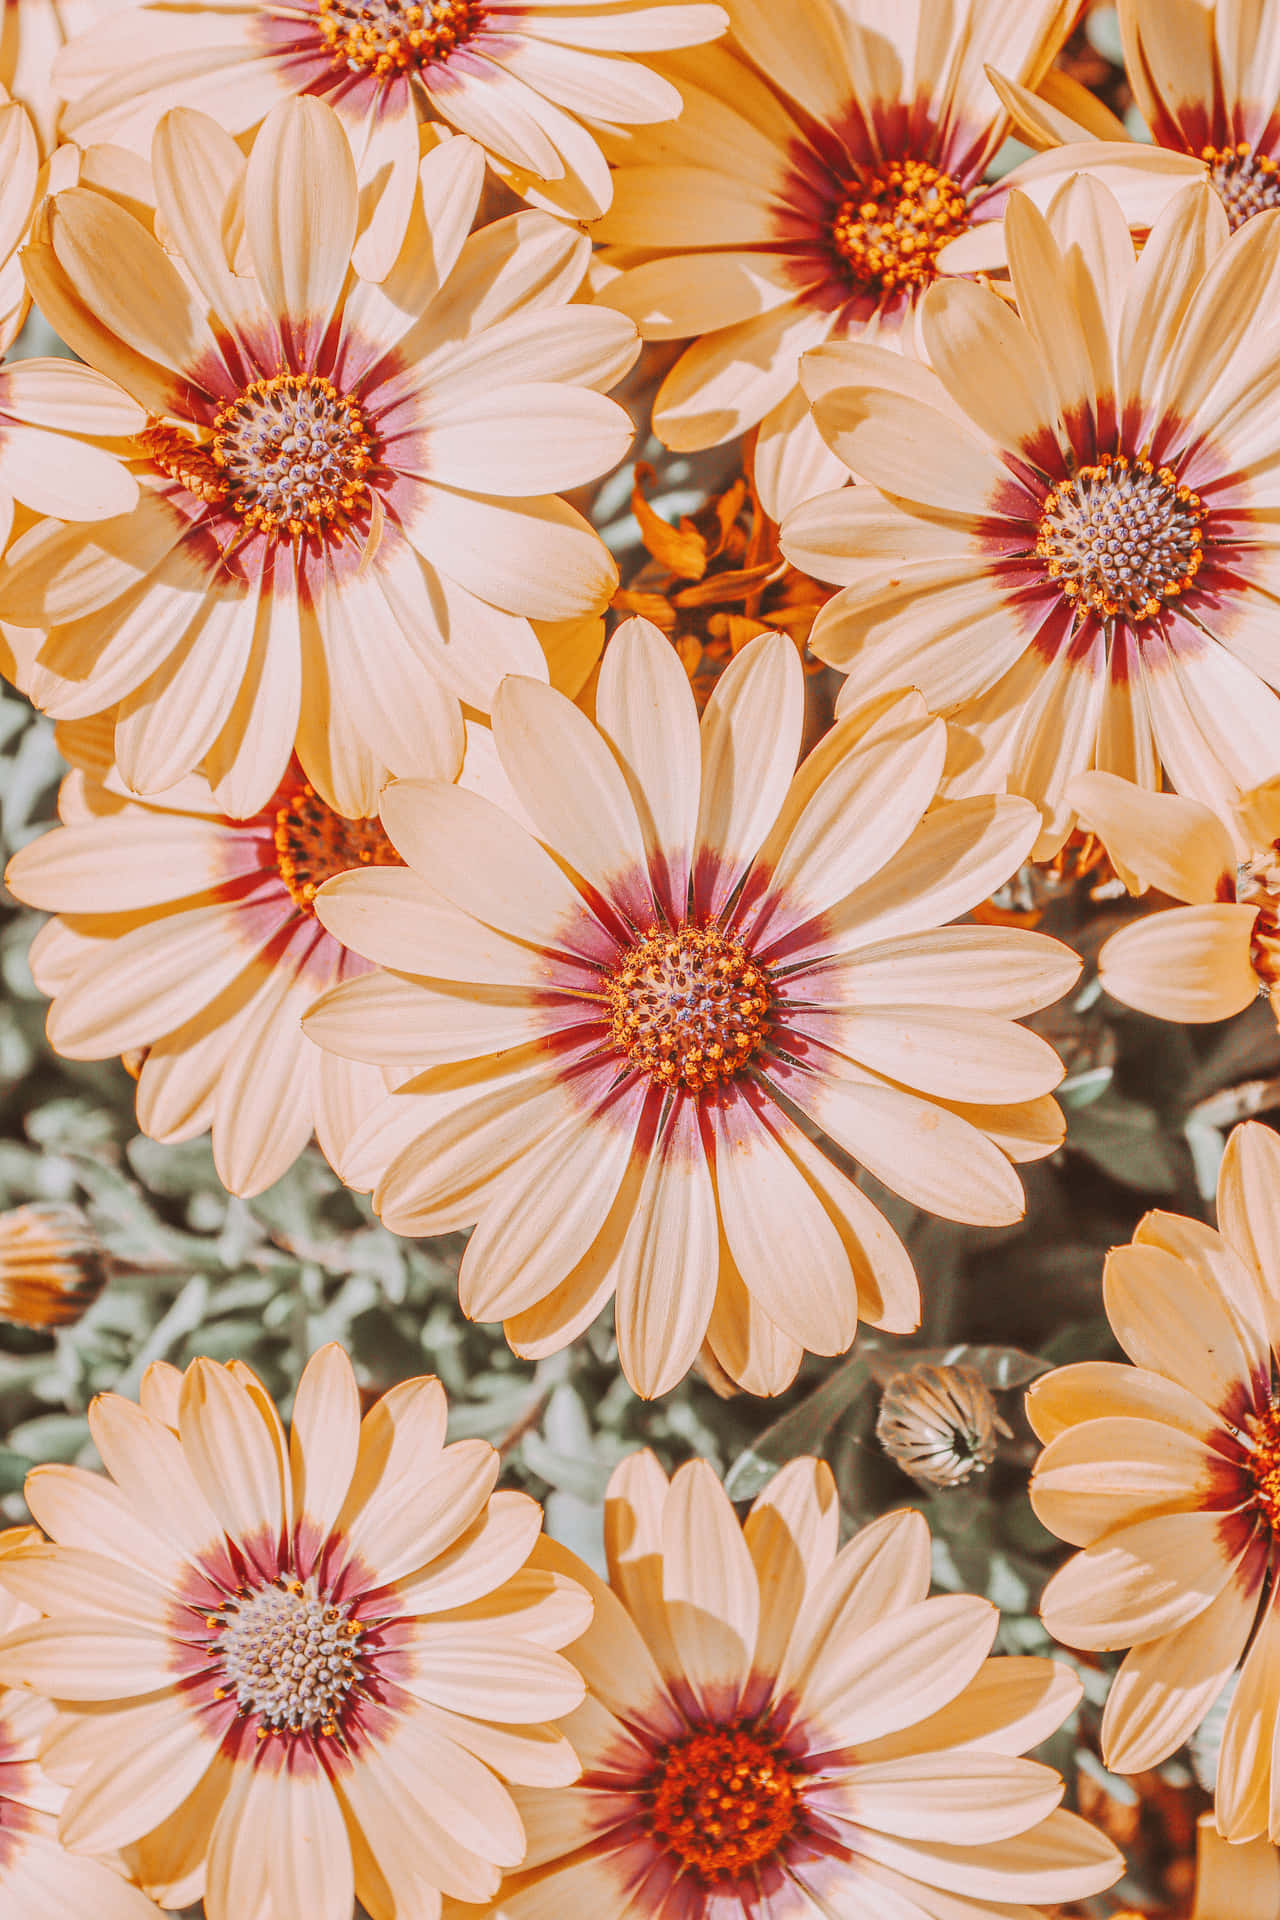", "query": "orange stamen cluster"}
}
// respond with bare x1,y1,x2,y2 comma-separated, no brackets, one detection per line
1246,1400,1280,1532
1036,453,1205,623
831,156,969,295
1202,142,1280,231
317,0,484,77
606,925,772,1092
140,422,229,507
211,373,374,541
208,1574,365,1739
273,780,402,915
646,1728,799,1879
